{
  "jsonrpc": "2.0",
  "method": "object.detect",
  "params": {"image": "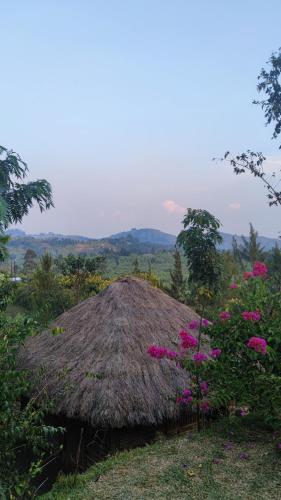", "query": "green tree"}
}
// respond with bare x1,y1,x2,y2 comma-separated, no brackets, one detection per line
177,208,222,292
239,223,265,264
55,254,107,303
23,248,37,274
21,253,70,324
169,247,186,302
267,244,281,290
132,257,140,275
0,145,53,230
232,236,243,267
